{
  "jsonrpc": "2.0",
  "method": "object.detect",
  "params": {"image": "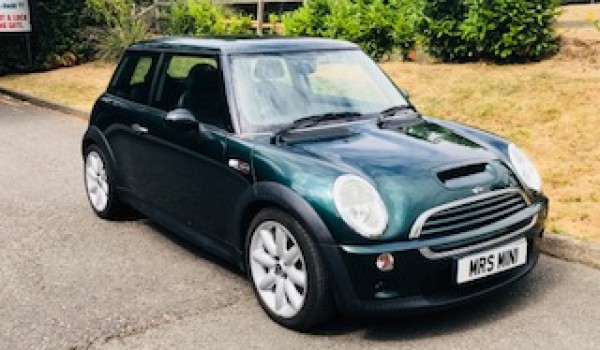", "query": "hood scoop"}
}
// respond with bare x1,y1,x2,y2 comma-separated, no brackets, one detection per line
437,163,494,188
